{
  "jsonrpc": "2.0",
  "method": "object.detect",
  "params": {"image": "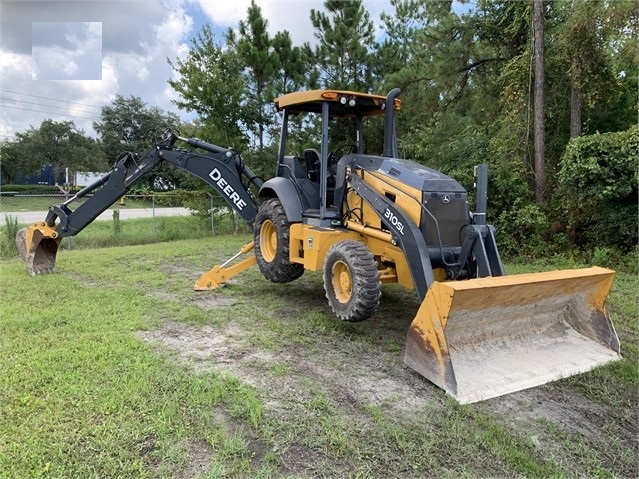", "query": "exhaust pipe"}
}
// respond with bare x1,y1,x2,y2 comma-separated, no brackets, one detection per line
383,88,401,158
